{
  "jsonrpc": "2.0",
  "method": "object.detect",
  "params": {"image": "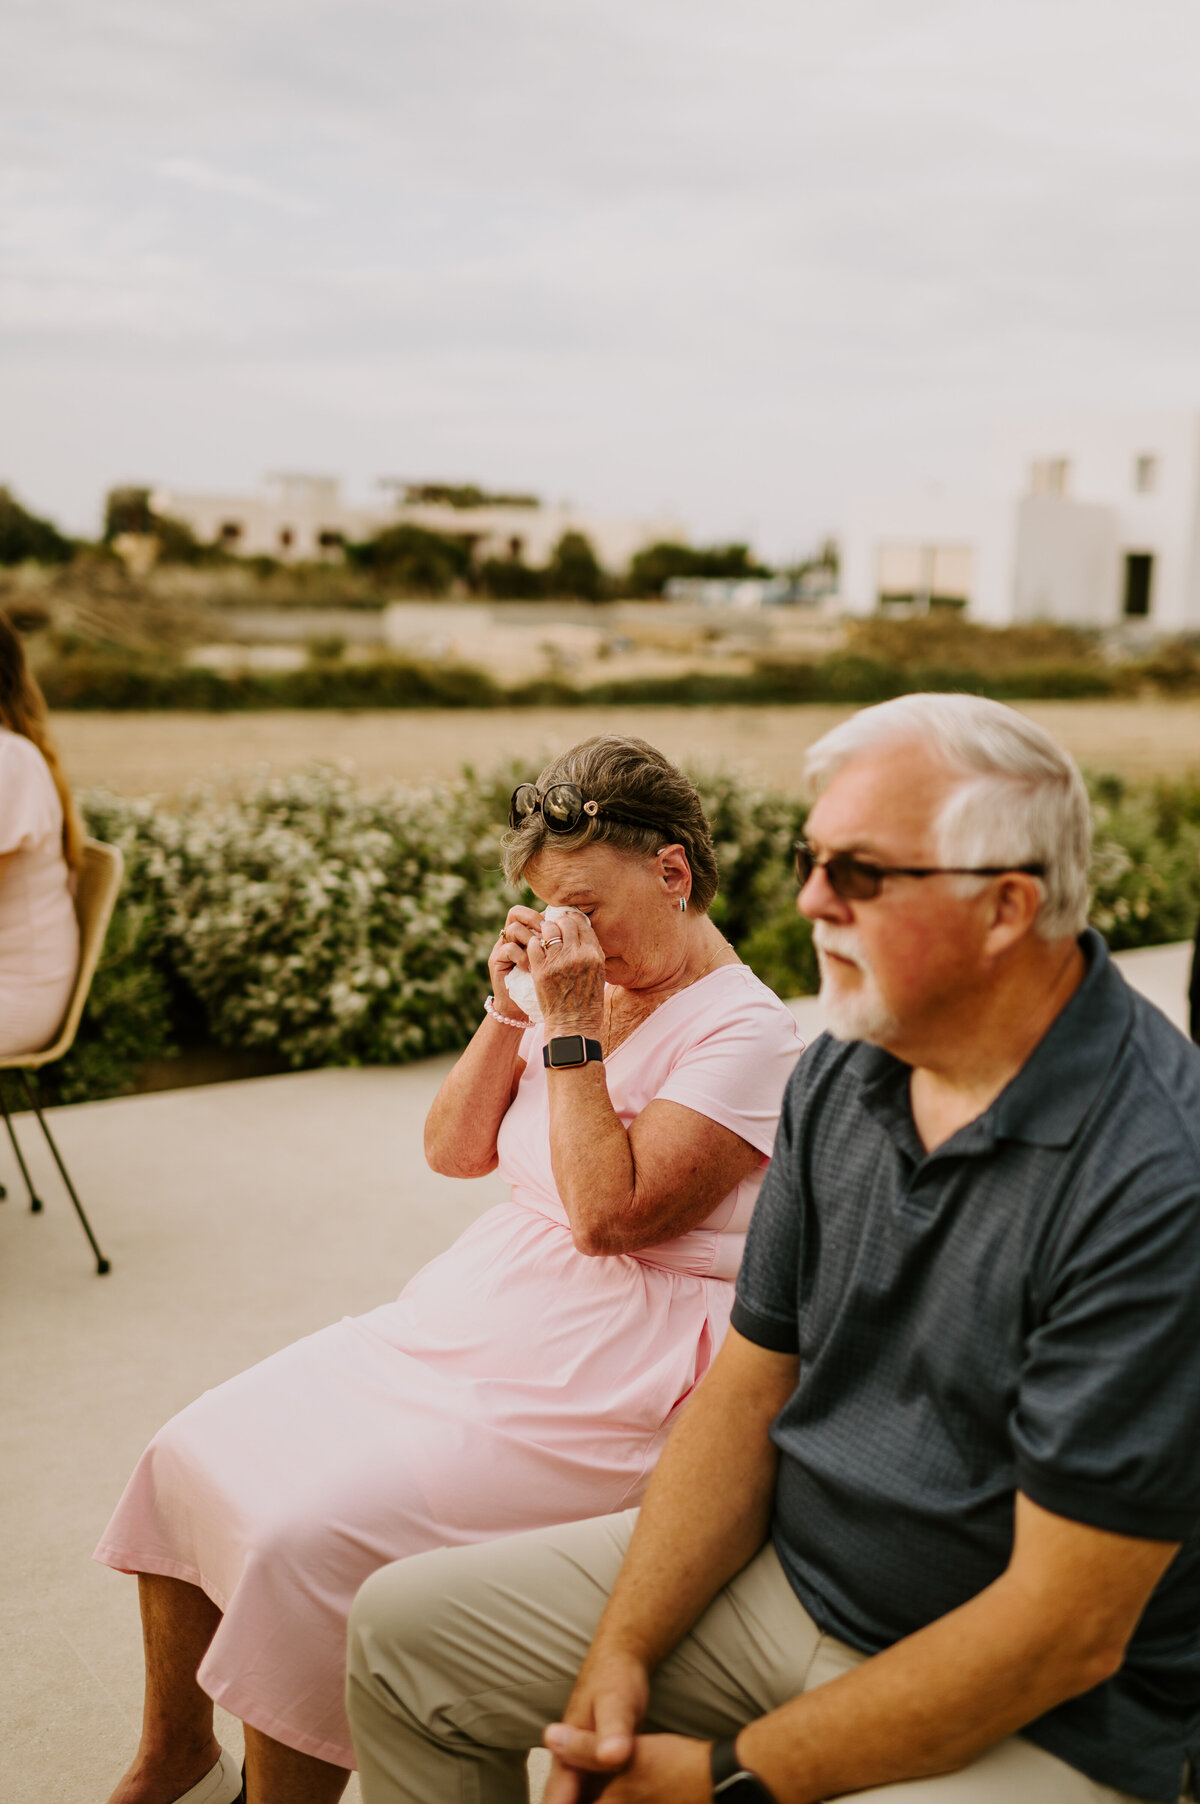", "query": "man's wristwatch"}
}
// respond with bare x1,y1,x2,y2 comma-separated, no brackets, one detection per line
710,1738,778,1802
542,1035,604,1069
